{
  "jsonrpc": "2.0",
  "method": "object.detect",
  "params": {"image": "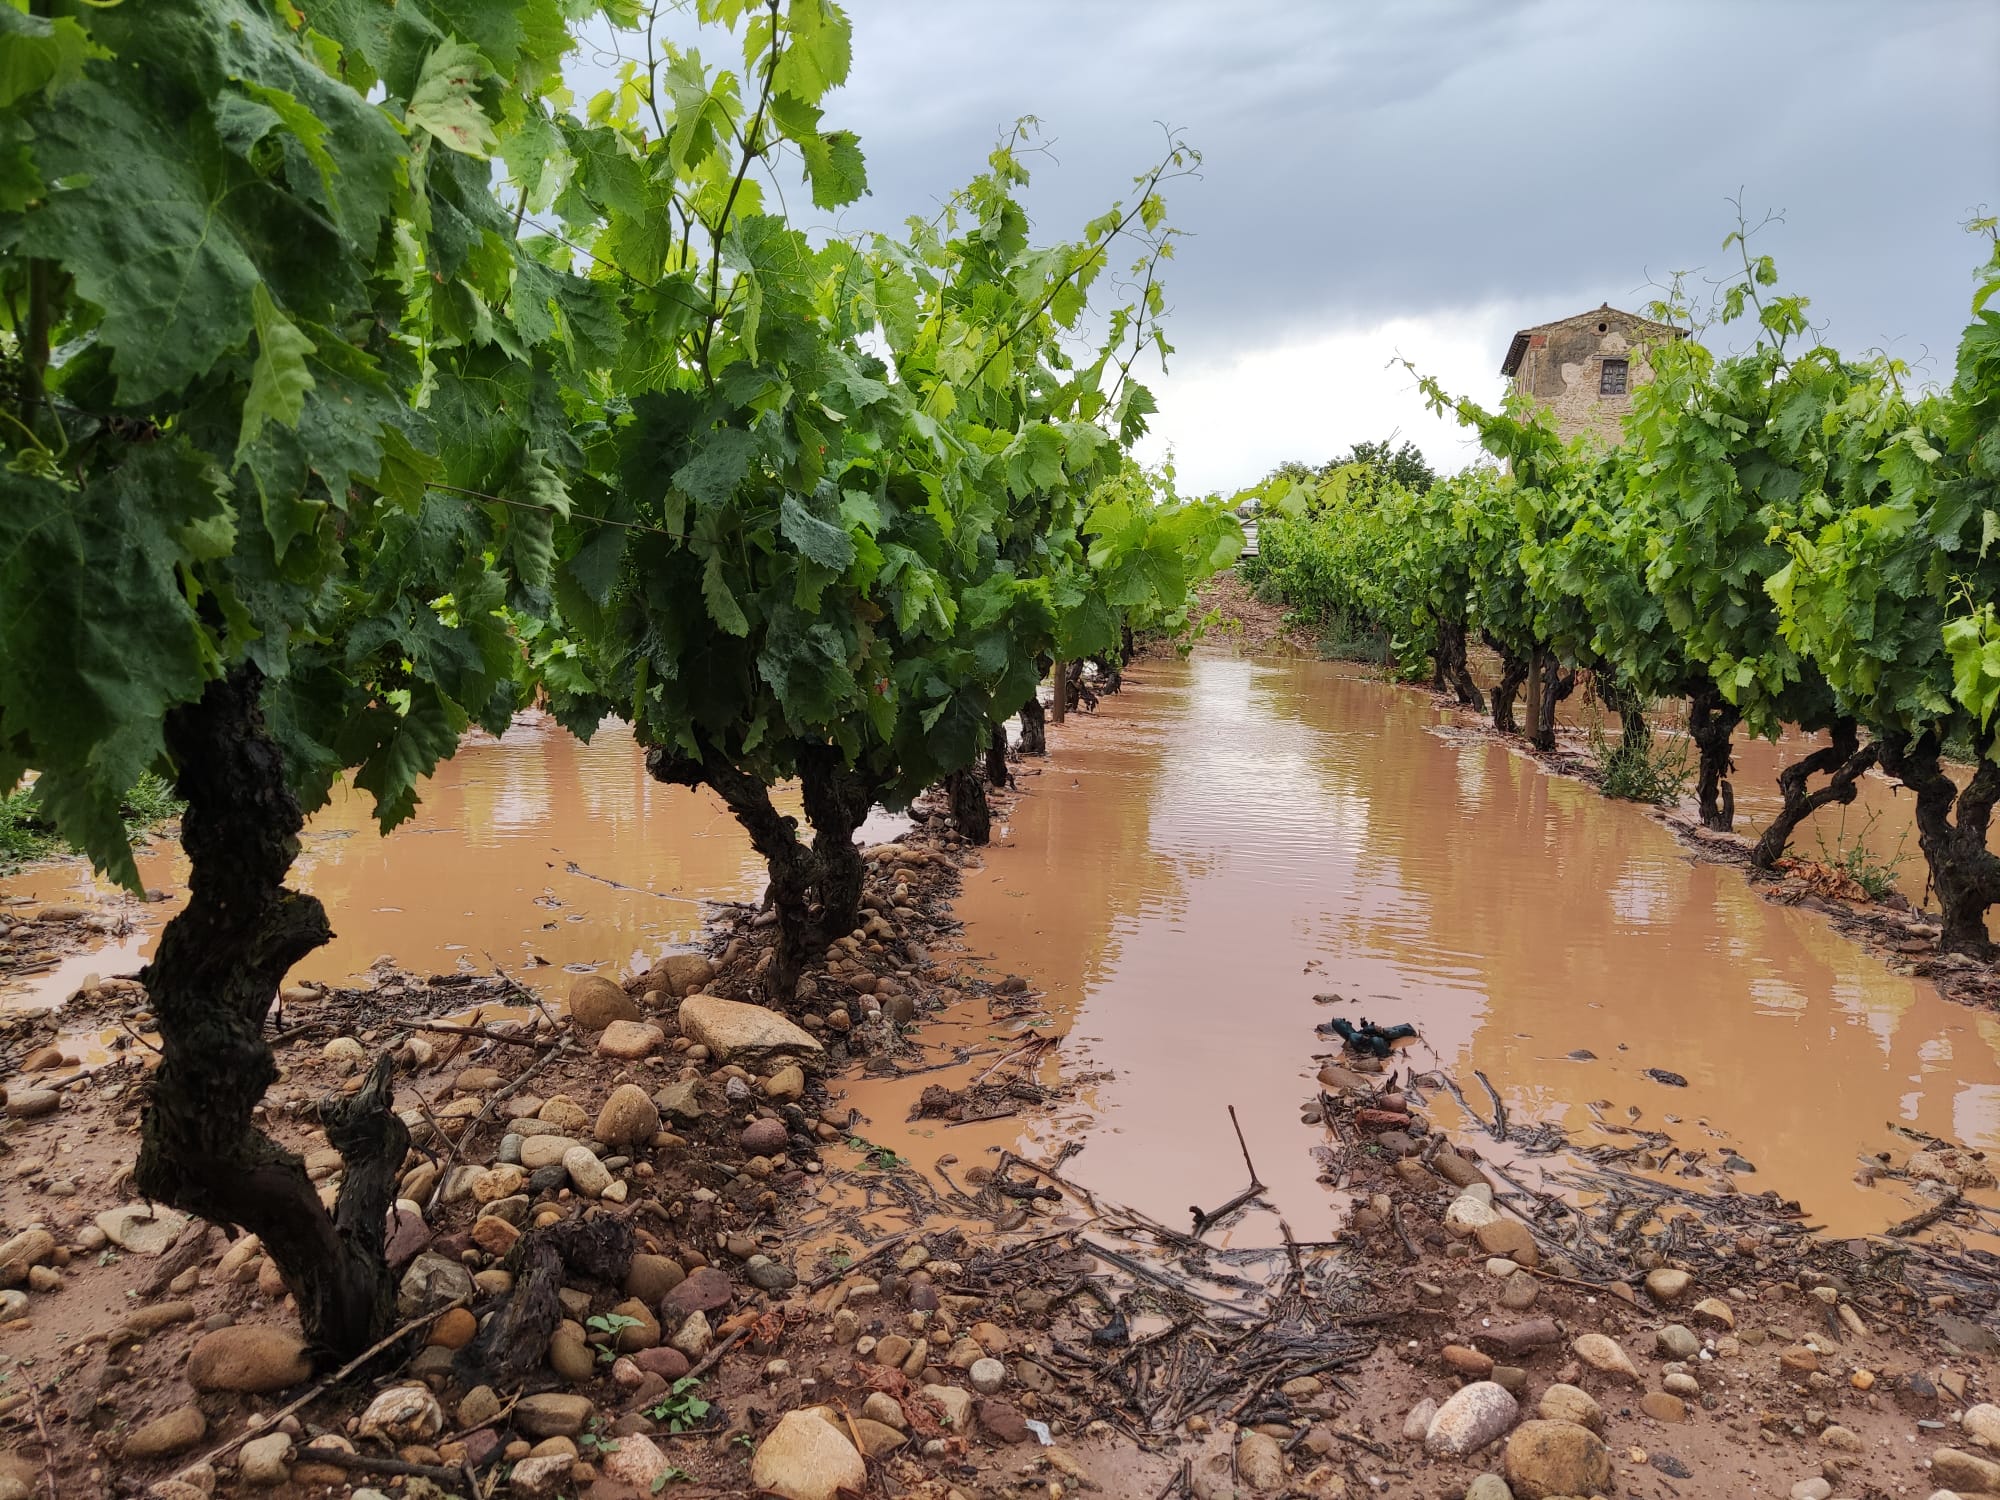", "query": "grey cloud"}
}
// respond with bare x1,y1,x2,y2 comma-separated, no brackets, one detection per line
821,0,1999,375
